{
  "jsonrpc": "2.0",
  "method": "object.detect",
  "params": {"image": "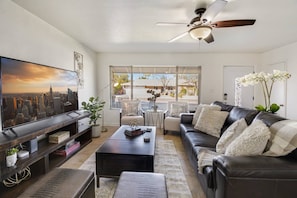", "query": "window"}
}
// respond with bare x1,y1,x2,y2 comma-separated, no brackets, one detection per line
110,66,201,111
